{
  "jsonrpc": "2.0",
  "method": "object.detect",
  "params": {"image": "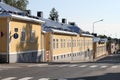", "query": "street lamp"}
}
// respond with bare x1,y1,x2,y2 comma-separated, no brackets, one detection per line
93,19,104,33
